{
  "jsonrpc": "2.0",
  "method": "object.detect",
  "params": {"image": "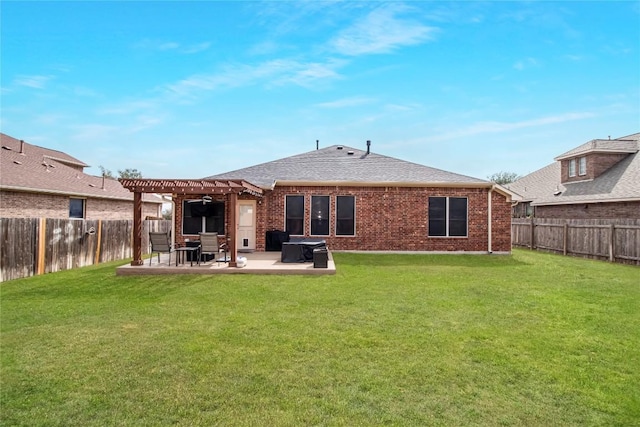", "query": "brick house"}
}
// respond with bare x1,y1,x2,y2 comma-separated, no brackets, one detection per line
0,133,162,220
507,132,640,219
119,143,513,267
